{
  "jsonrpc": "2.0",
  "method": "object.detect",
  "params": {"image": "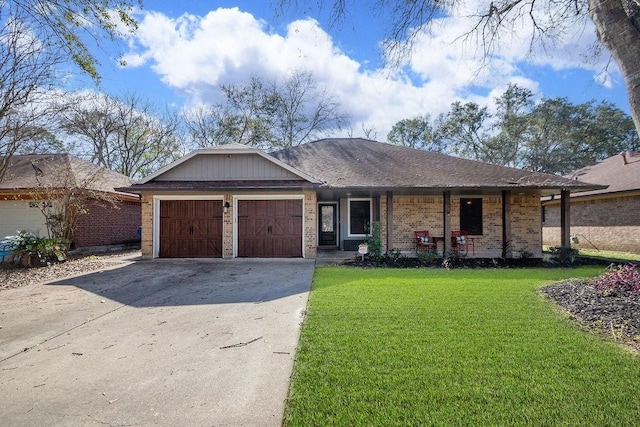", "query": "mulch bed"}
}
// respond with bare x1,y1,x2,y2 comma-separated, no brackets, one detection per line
344,255,611,269
542,279,640,353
